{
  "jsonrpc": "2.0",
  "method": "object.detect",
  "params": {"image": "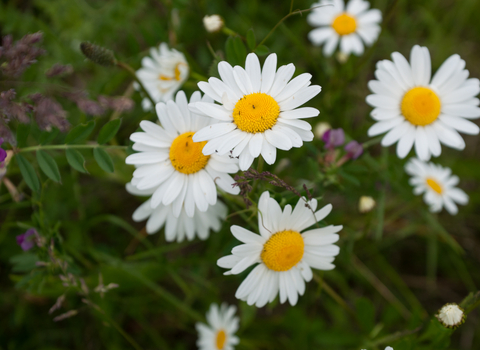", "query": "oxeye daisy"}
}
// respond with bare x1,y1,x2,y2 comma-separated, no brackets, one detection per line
217,191,342,307
367,45,480,160
125,91,240,219
135,43,189,110
307,0,382,57
189,53,321,171
405,158,468,215
126,183,227,241
196,303,240,350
